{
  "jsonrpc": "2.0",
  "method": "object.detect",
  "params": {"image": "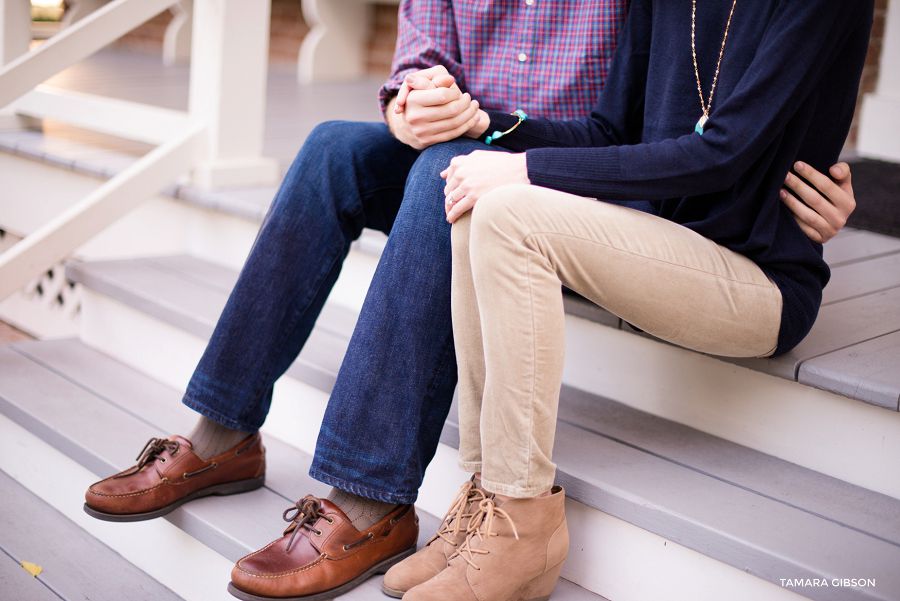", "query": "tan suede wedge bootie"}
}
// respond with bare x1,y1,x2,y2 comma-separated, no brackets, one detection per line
382,477,486,597
404,486,568,601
